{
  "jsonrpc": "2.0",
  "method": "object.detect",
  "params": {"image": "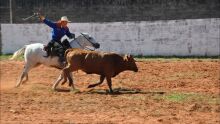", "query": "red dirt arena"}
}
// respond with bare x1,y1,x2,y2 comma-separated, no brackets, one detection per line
0,59,219,123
